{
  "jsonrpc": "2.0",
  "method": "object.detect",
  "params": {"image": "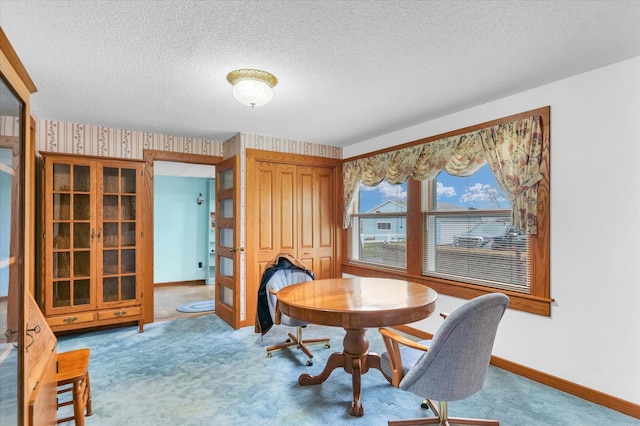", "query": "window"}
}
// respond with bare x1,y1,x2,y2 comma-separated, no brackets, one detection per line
422,165,531,293
342,107,550,316
348,181,407,269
